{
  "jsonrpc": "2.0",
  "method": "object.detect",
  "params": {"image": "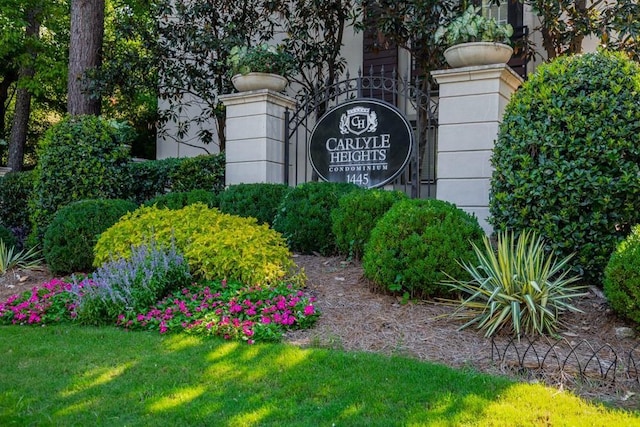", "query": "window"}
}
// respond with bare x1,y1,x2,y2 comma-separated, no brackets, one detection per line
481,0,509,25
